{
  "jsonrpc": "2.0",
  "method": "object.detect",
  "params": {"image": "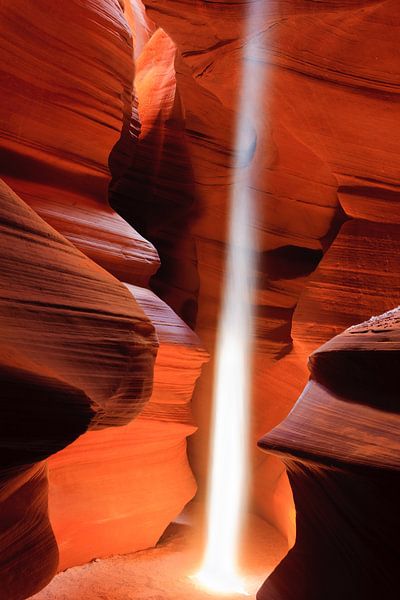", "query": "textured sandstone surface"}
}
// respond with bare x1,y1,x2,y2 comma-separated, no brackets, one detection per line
110,20,200,328
1,0,399,597
0,1,204,597
0,179,157,599
0,180,157,428
0,0,159,285
48,285,207,570
258,308,400,600
137,0,400,546
293,220,400,354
